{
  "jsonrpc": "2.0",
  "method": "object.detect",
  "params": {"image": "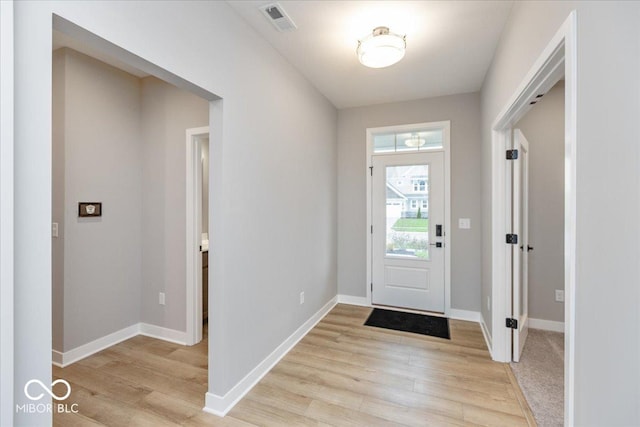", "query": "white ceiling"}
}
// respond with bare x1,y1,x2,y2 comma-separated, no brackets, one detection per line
228,1,513,109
